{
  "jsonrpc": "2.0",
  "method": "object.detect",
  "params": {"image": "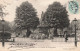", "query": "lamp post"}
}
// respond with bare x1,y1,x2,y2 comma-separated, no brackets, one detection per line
73,18,77,47
1,19,5,47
